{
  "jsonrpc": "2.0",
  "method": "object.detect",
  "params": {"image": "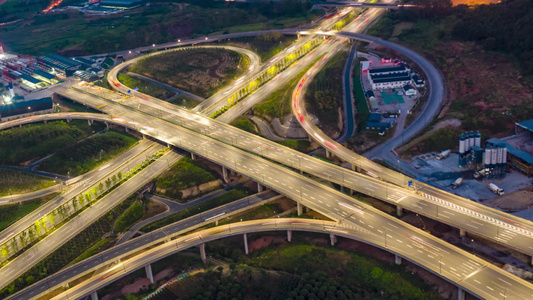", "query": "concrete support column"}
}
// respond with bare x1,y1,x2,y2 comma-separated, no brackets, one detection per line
287,230,292,242
297,202,303,216
43,120,47,124
125,126,129,133
200,243,206,264
243,233,249,255
105,122,109,129
330,234,336,246
91,291,98,300
145,264,154,284
222,166,228,183
395,255,401,265
326,149,331,159
340,185,344,193
215,219,218,226
191,152,196,160
349,189,353,196
397,206,404,217
257,182,263,192
457,287,465,300
459,229,466,237
67,119,71,123
87,119,92,126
